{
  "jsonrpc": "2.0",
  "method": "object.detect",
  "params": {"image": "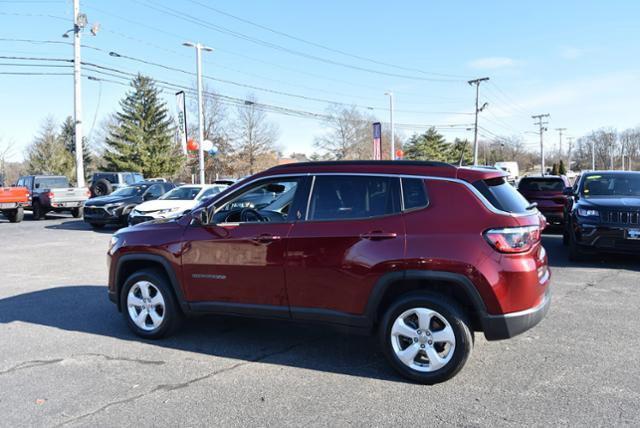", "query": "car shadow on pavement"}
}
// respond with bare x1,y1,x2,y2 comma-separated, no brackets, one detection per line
44,220,117,234
542,234,640,272
0,285,401,382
